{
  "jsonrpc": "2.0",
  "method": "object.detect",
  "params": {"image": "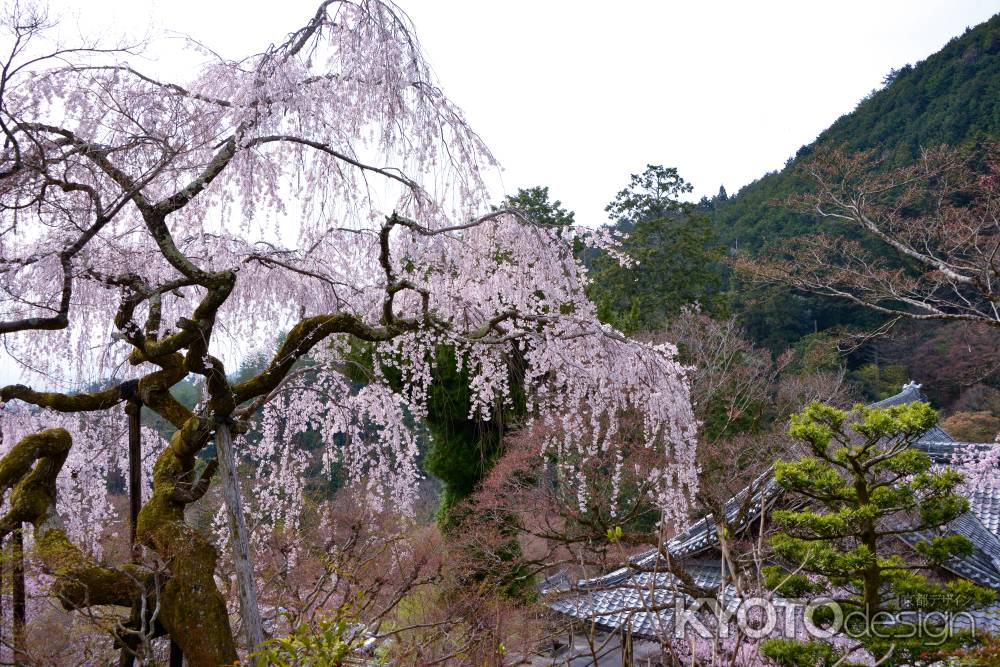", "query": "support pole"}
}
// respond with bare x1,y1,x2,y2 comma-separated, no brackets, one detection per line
215,421,264,652
121,399,143,667
126,400,142,553
125,400,185,665
12,527,24,667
